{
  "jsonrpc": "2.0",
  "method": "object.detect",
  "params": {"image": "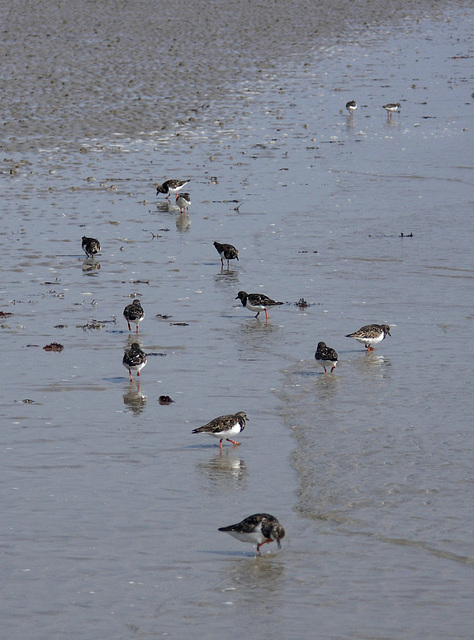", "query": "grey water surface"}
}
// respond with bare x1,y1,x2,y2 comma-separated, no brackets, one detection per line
1,1,473,638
